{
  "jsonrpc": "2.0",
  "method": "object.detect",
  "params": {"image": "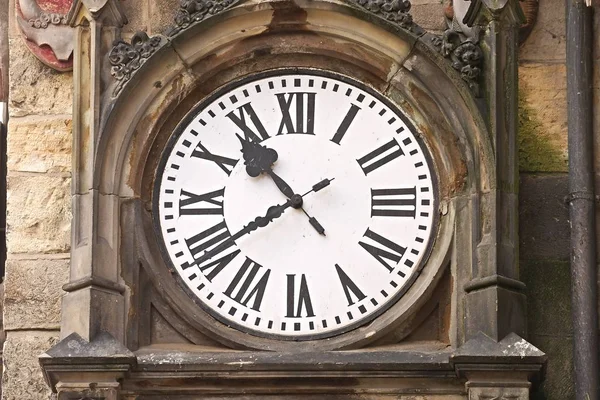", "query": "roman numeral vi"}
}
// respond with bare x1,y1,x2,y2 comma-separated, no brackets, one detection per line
286,274,315,318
